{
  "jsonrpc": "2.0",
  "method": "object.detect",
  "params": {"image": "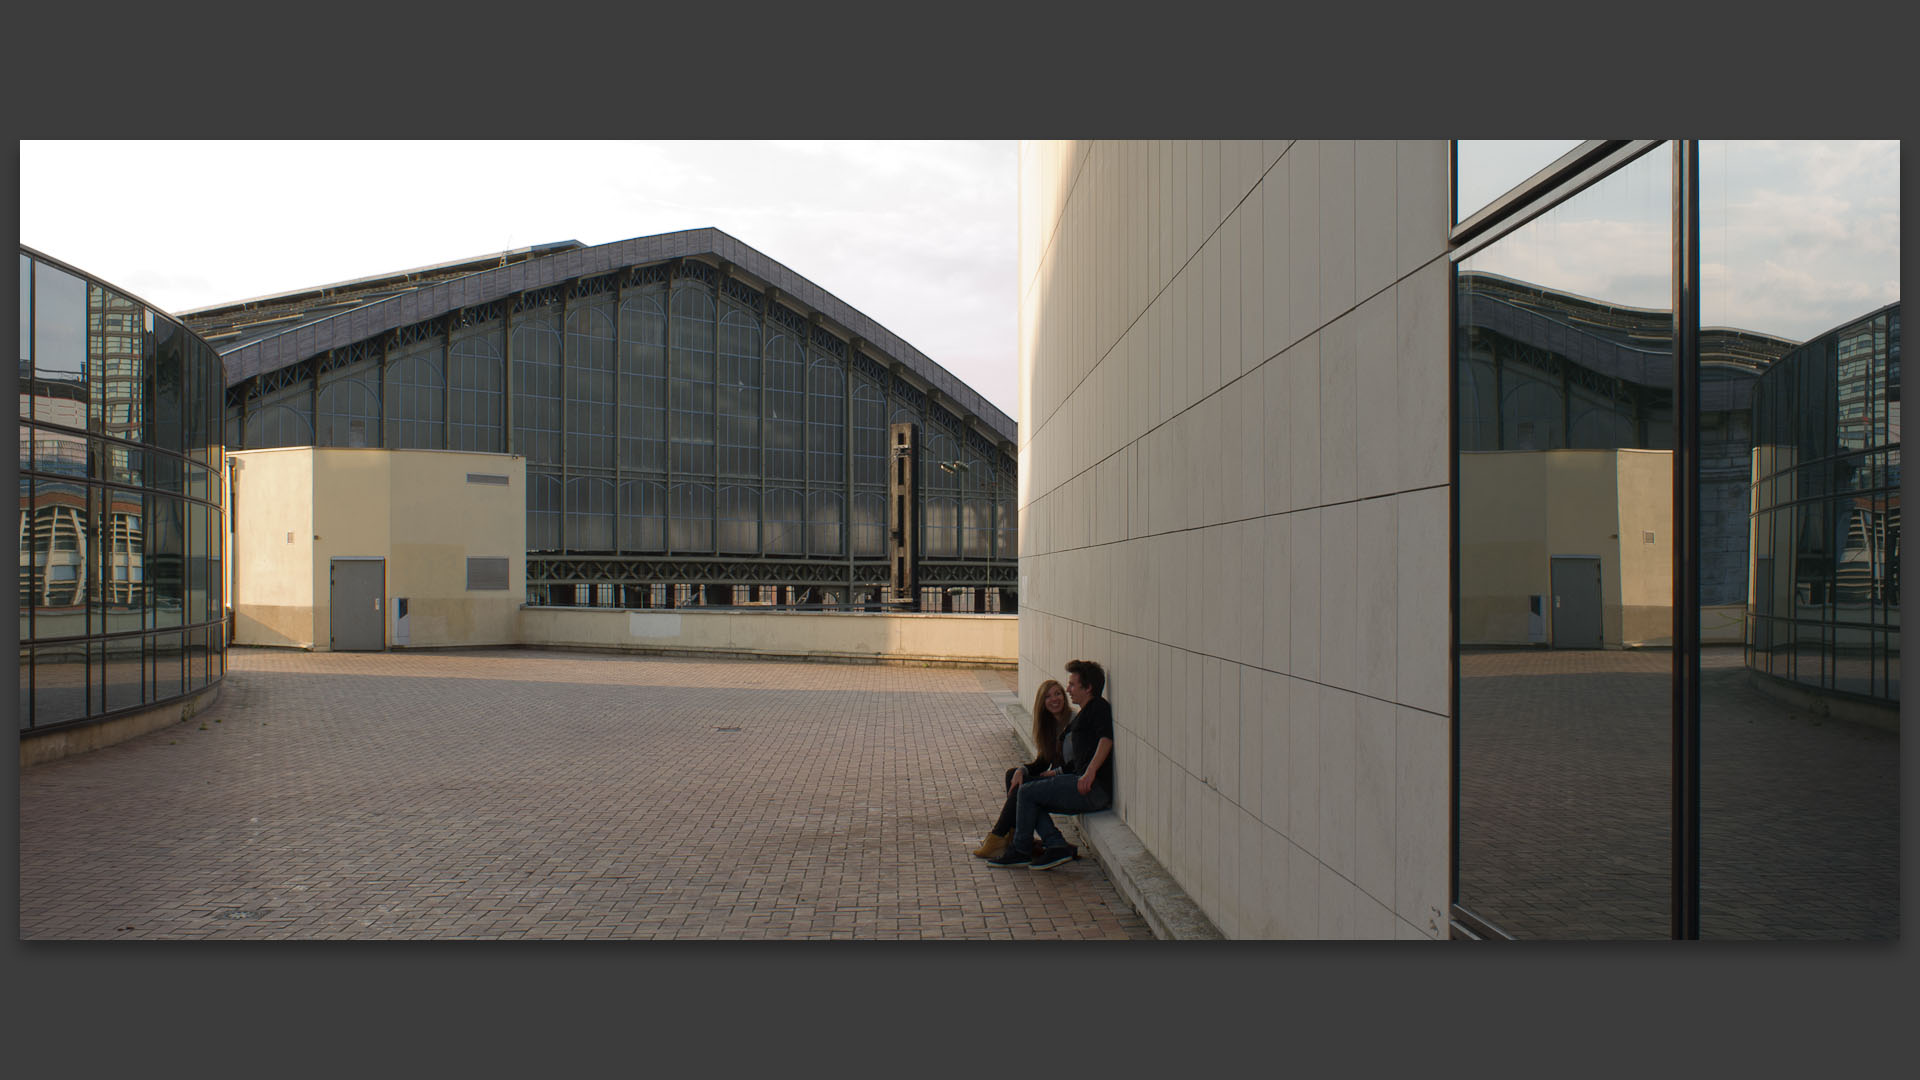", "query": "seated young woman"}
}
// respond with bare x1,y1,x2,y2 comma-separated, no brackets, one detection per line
972,678,1075,860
